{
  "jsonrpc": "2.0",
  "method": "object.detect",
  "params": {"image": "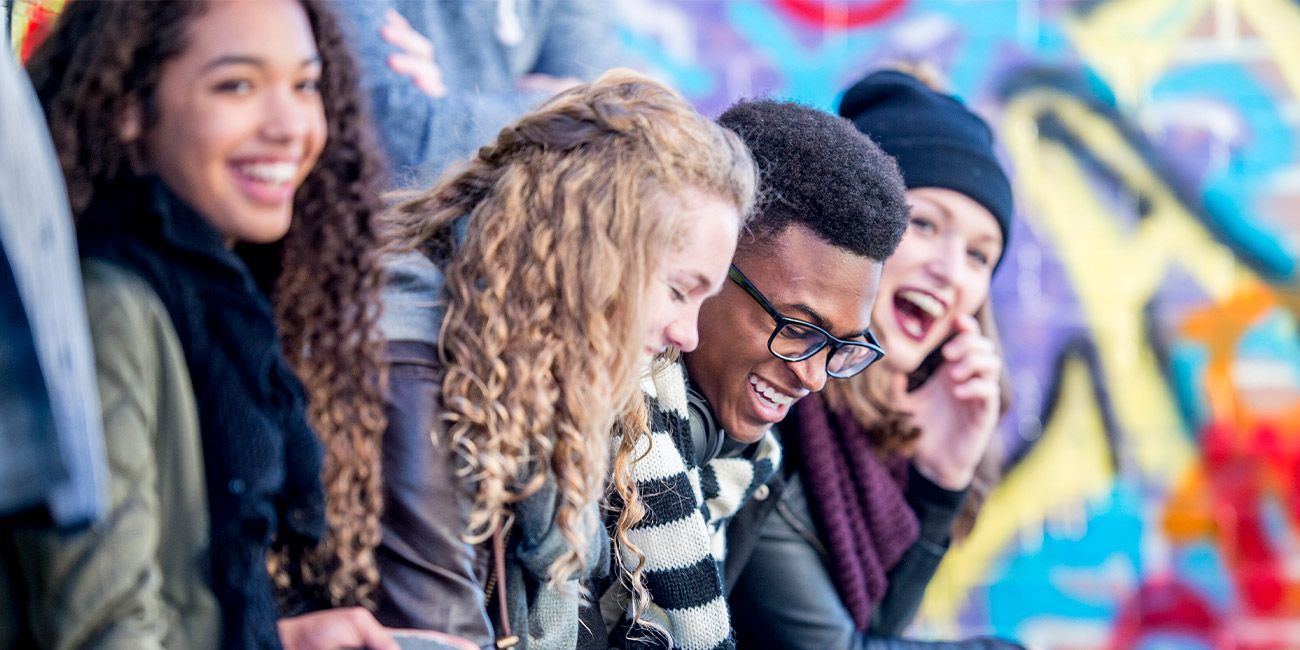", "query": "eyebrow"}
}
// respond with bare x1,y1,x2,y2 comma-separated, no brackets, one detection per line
785,302,870,340
689,272,714,292
201,54,321,73
973,231,1003,247
673,270,713,294
919,197,1004,249
916,197,970,233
